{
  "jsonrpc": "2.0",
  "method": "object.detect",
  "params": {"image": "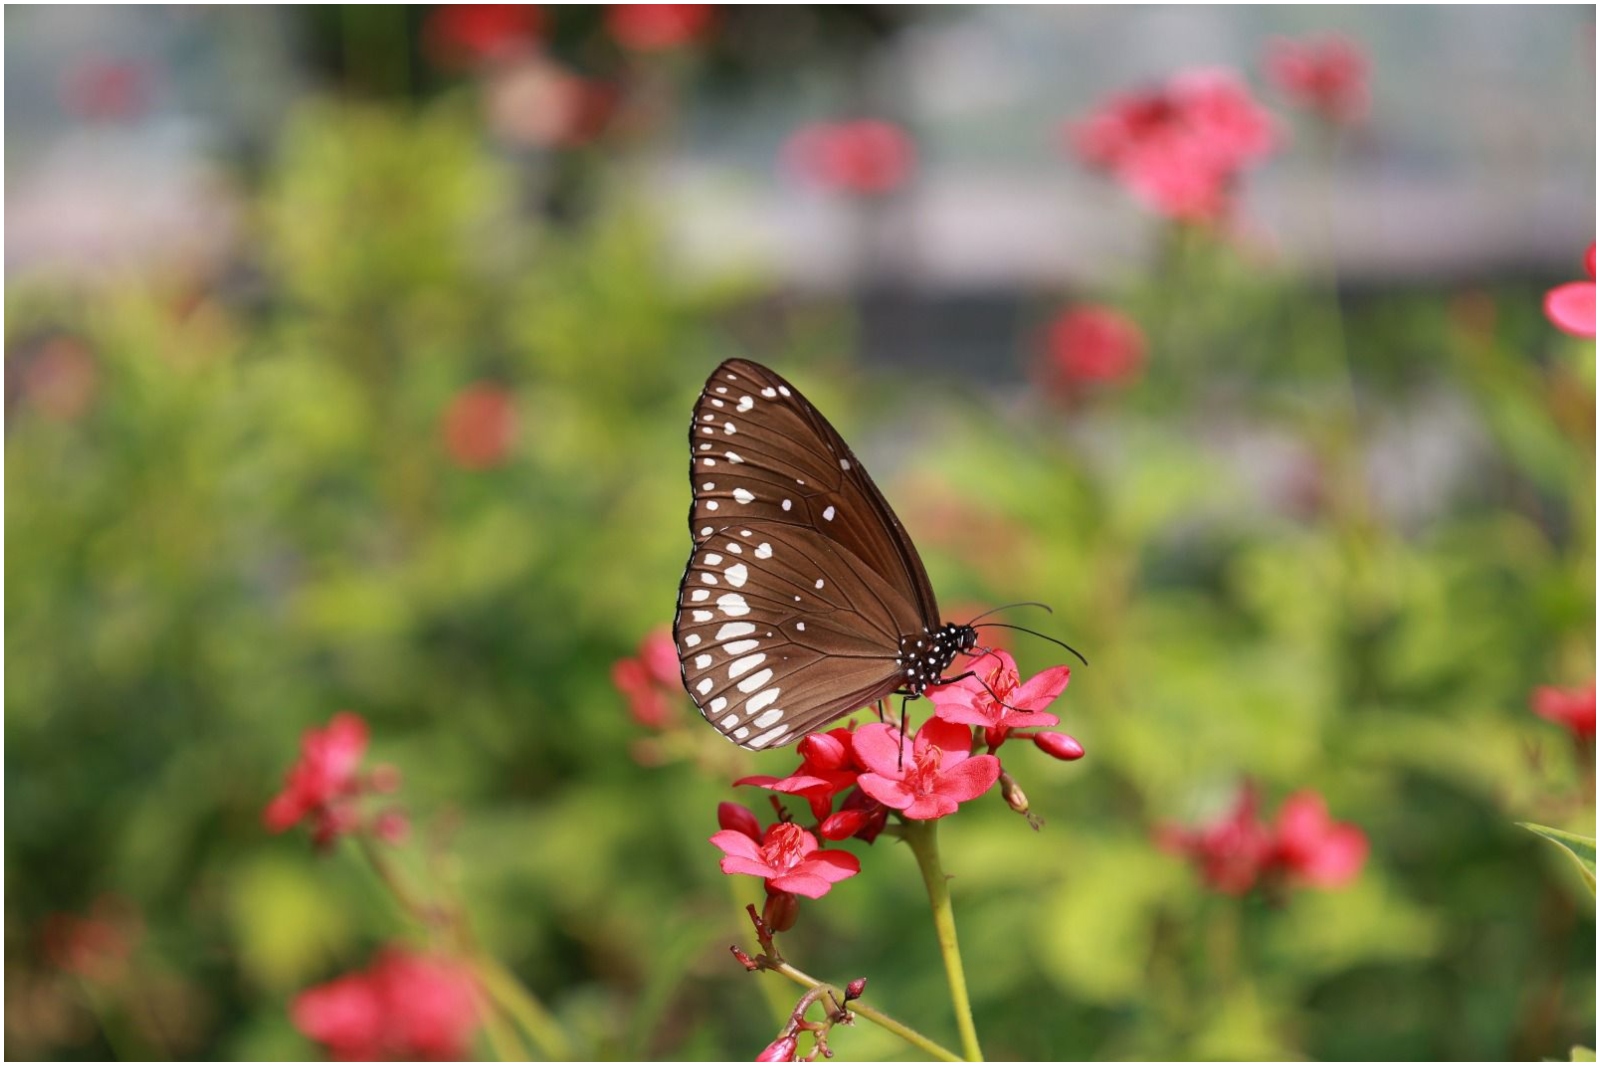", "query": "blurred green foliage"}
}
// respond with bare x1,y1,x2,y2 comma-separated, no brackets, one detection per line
6,94,1594,1061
